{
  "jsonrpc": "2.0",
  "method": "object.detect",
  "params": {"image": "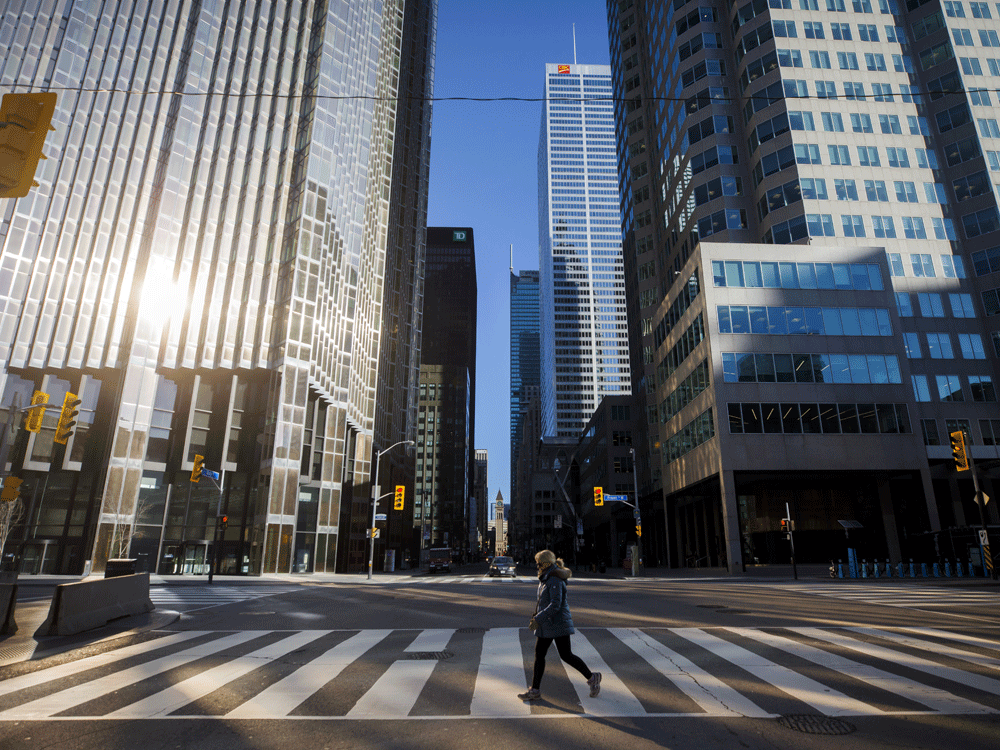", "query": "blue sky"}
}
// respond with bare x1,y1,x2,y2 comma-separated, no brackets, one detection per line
425,0,612,516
